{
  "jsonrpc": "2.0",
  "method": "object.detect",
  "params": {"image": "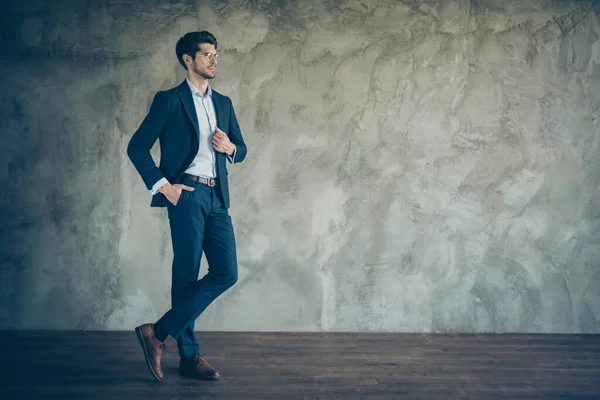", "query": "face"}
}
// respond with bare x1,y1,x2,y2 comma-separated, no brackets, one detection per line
186,43,218,80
